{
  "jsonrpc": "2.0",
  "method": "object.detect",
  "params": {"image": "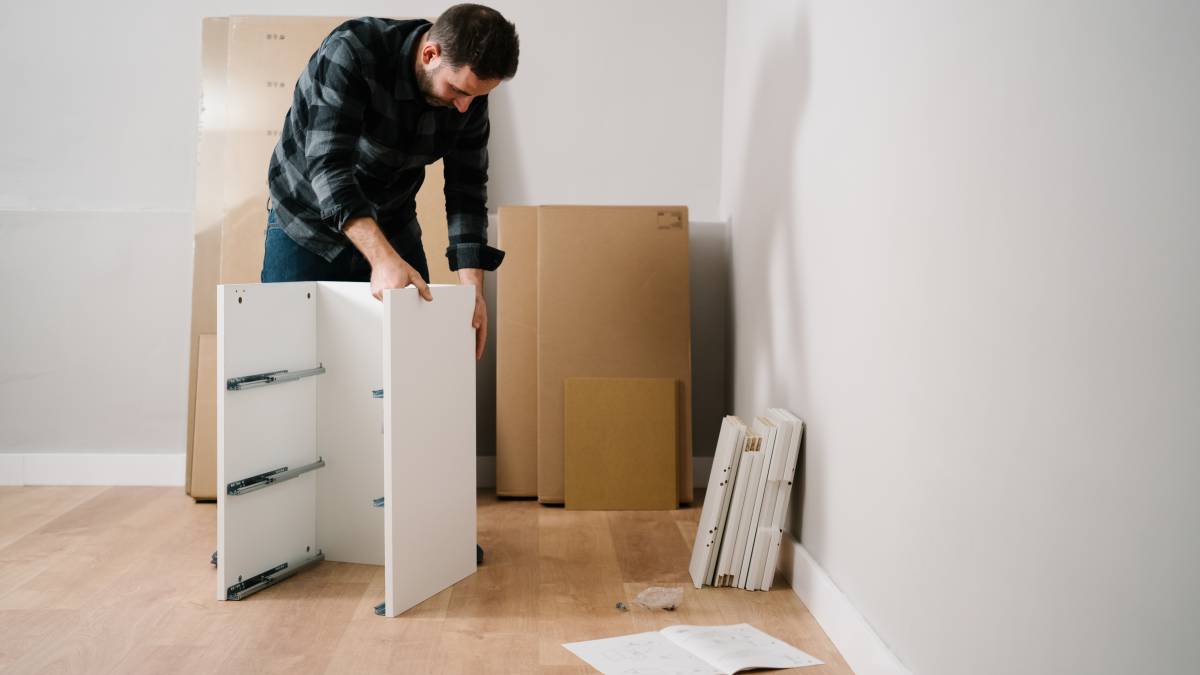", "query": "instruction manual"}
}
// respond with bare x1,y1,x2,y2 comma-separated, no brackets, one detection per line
562,623,823,674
